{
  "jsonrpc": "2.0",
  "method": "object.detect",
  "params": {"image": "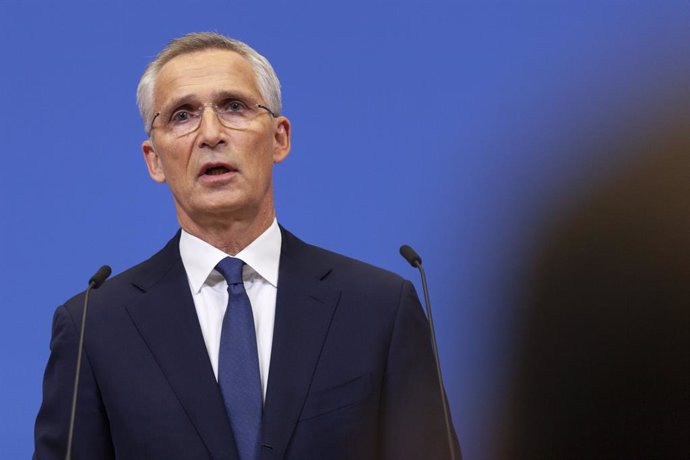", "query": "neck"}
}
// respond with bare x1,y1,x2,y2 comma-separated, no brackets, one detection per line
178,206,275,256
